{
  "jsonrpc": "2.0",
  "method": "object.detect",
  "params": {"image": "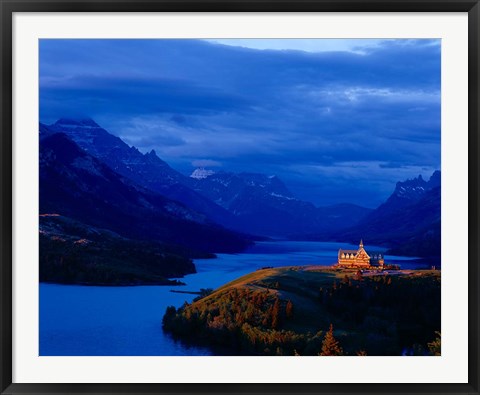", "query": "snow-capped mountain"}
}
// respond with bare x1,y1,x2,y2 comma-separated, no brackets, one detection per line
190,168,215,179
387,170,440,207
191,171,295,210
191,171,371,236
